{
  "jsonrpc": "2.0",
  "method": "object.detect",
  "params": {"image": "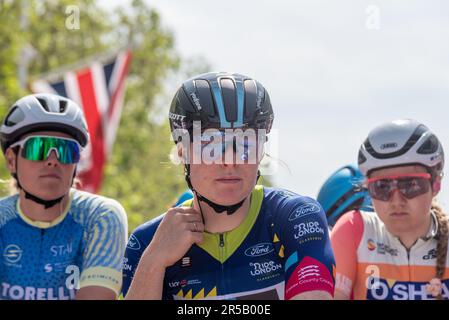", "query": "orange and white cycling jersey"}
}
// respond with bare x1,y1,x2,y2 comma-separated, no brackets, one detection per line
331,210,449,300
